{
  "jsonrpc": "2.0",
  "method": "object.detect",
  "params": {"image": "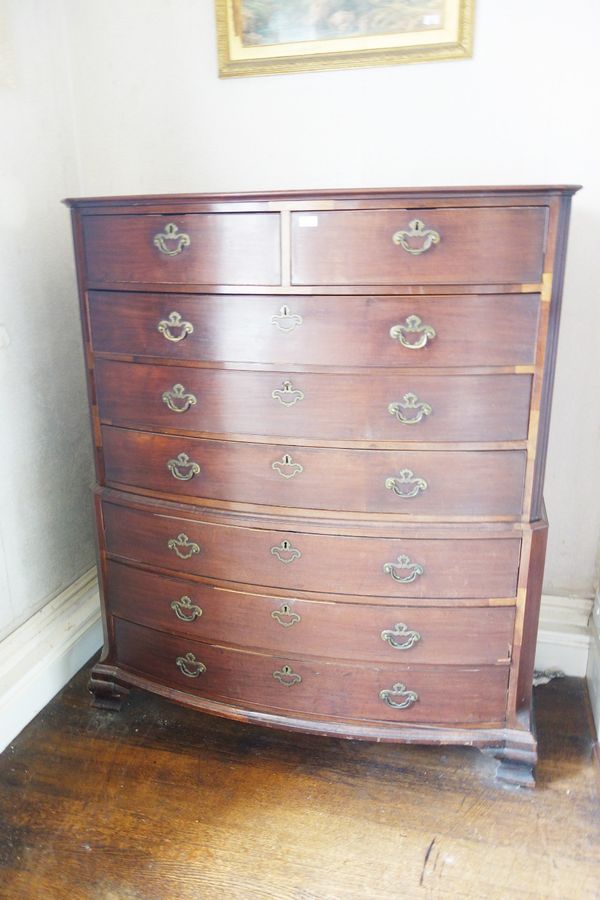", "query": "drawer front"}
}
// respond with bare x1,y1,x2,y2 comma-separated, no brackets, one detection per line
95,360,532,443
102,427,527,517
102,501,521,599
107,561,515,665
88,292,540,369
114,618,509,725
291,207,547,285
82,213,281,286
